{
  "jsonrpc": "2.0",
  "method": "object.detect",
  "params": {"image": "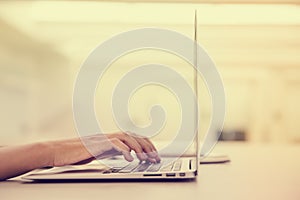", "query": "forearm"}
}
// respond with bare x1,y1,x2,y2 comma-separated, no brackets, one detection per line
0,142,52,181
